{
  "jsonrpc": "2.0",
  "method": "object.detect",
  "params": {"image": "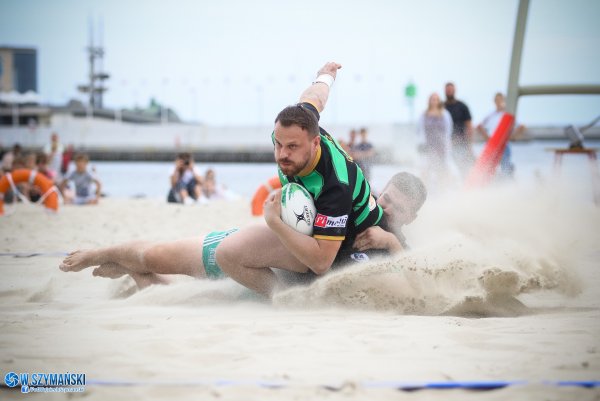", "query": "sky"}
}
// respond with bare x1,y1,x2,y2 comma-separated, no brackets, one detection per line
0,0,599,127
